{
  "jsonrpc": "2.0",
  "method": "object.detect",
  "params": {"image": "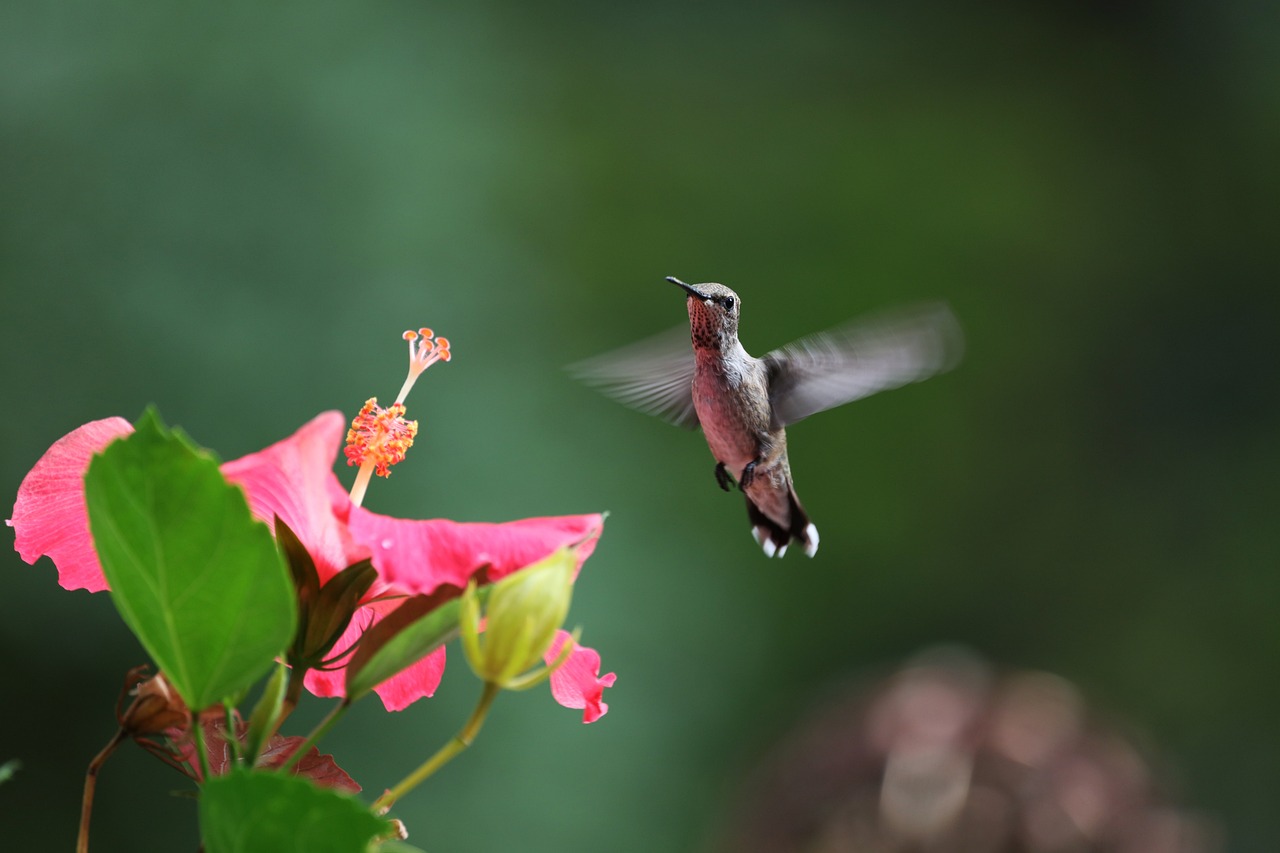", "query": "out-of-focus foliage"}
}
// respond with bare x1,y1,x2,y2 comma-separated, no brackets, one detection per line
720,647,1221,852
3,1,1277,851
